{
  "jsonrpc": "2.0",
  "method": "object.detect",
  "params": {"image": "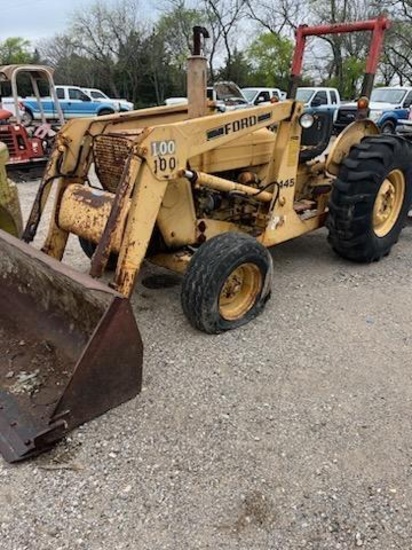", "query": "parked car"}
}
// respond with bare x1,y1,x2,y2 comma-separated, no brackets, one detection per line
296,87,341,121
81,87,134,112
241,87,286,105
165,81,250,111
22,85,119,125
334,86,412,134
